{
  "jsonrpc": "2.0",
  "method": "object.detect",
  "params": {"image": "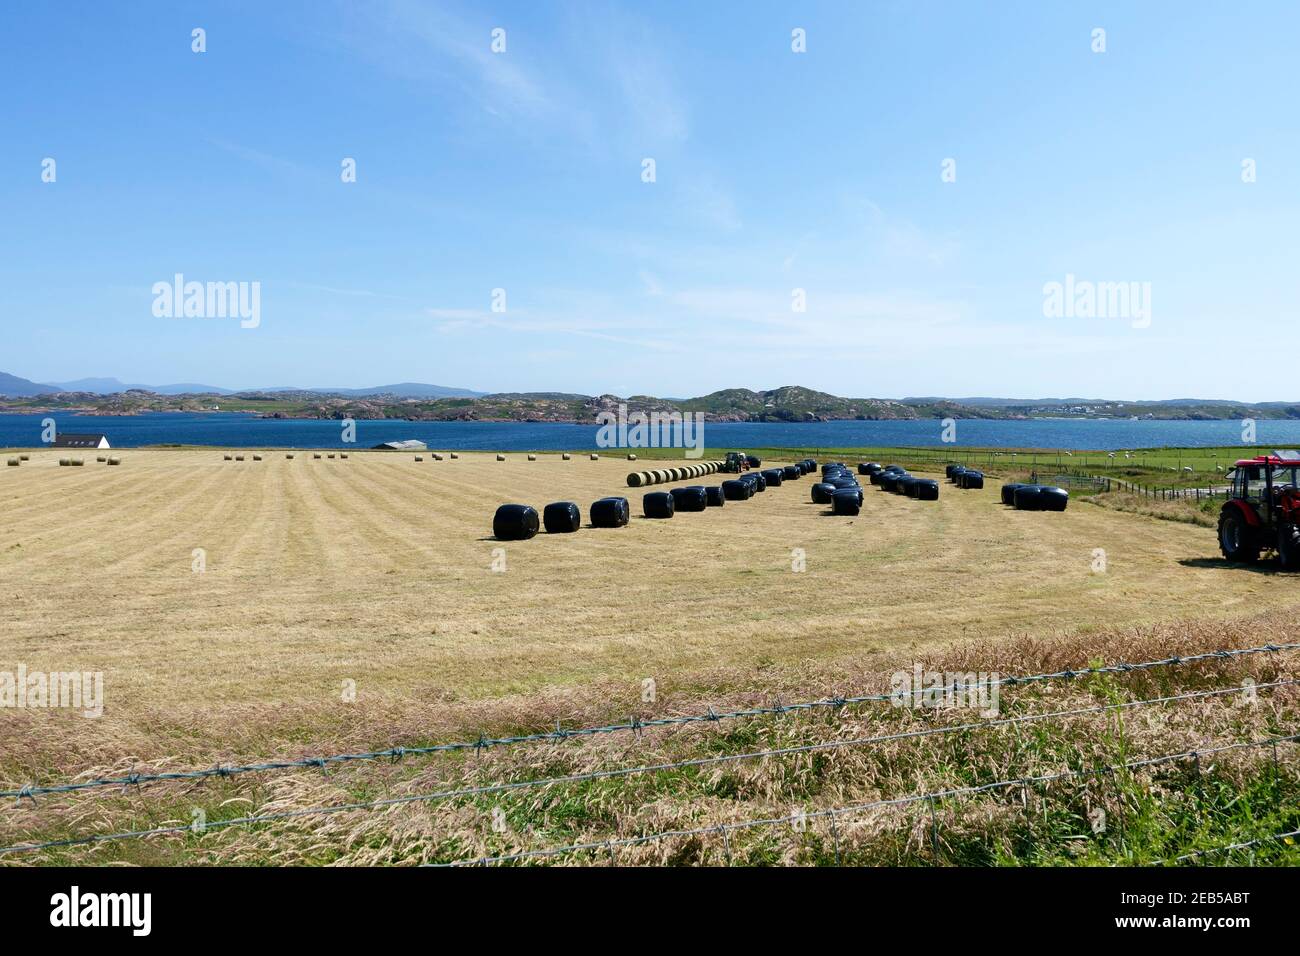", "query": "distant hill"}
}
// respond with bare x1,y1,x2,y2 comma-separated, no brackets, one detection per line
12,374,482,399
0,371,56,397
277,383,485,399
51,377,236,395
678,386,917,421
